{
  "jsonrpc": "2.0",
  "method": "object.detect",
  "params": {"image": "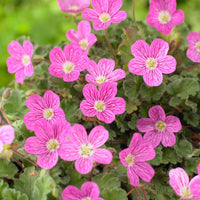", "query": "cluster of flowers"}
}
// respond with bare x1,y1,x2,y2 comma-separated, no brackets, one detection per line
4,0,200,199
